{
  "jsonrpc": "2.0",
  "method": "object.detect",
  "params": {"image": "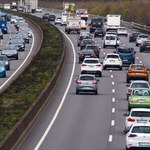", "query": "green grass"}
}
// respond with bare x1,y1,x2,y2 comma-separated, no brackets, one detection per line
0,13,63,141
